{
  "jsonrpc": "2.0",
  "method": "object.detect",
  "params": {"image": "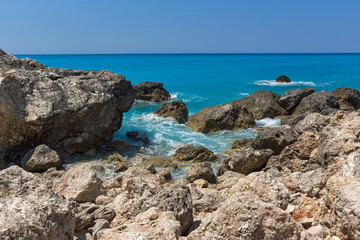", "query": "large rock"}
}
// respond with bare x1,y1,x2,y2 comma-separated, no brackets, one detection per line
293,91,339,115
133,81,171,102
332,87,360,111
0,49,136,167
231,90,287,119
187,103,255,133
21,144,60,172
0,165,76,239
170,145,217,163
293,113,330,134
276,75,291,83
53,163,104,203
154,101,189,124
186,162,216,183
278,88,315,112
287,168,327,197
